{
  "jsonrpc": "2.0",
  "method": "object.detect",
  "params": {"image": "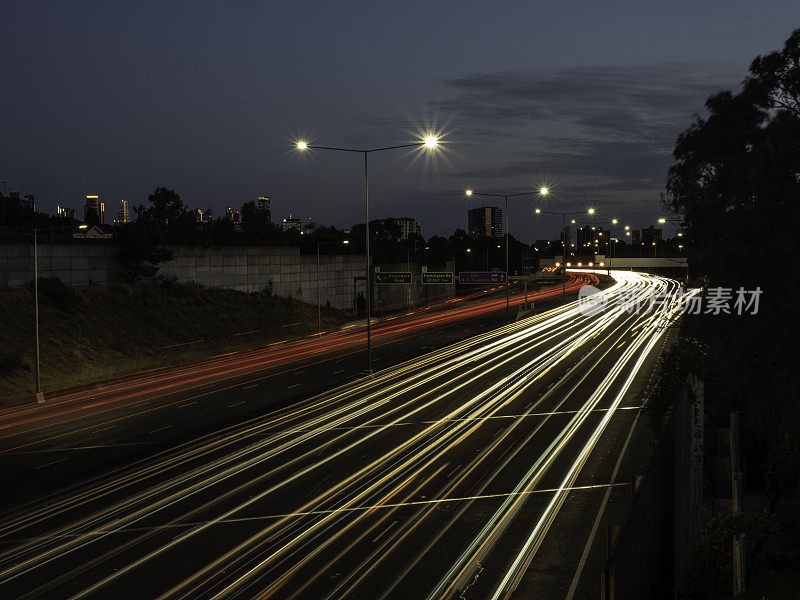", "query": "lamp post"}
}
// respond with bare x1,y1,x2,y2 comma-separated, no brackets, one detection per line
296,134,440,375
534,206,596,305
32,224,87,402
316,239,349,336
465,187,549,323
